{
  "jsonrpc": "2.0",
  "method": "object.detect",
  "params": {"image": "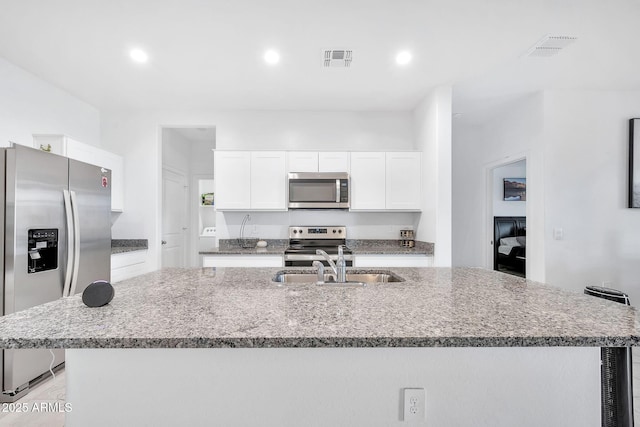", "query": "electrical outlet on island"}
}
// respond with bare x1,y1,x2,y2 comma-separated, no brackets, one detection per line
403,388,425,422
